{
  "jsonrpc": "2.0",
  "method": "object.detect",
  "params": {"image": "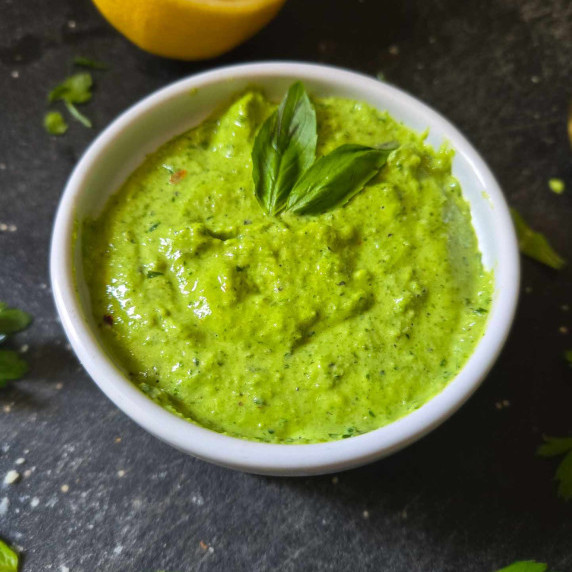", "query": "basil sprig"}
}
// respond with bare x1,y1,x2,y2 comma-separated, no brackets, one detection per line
251,82,397,216
252,81,317,215
286,143,398,215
